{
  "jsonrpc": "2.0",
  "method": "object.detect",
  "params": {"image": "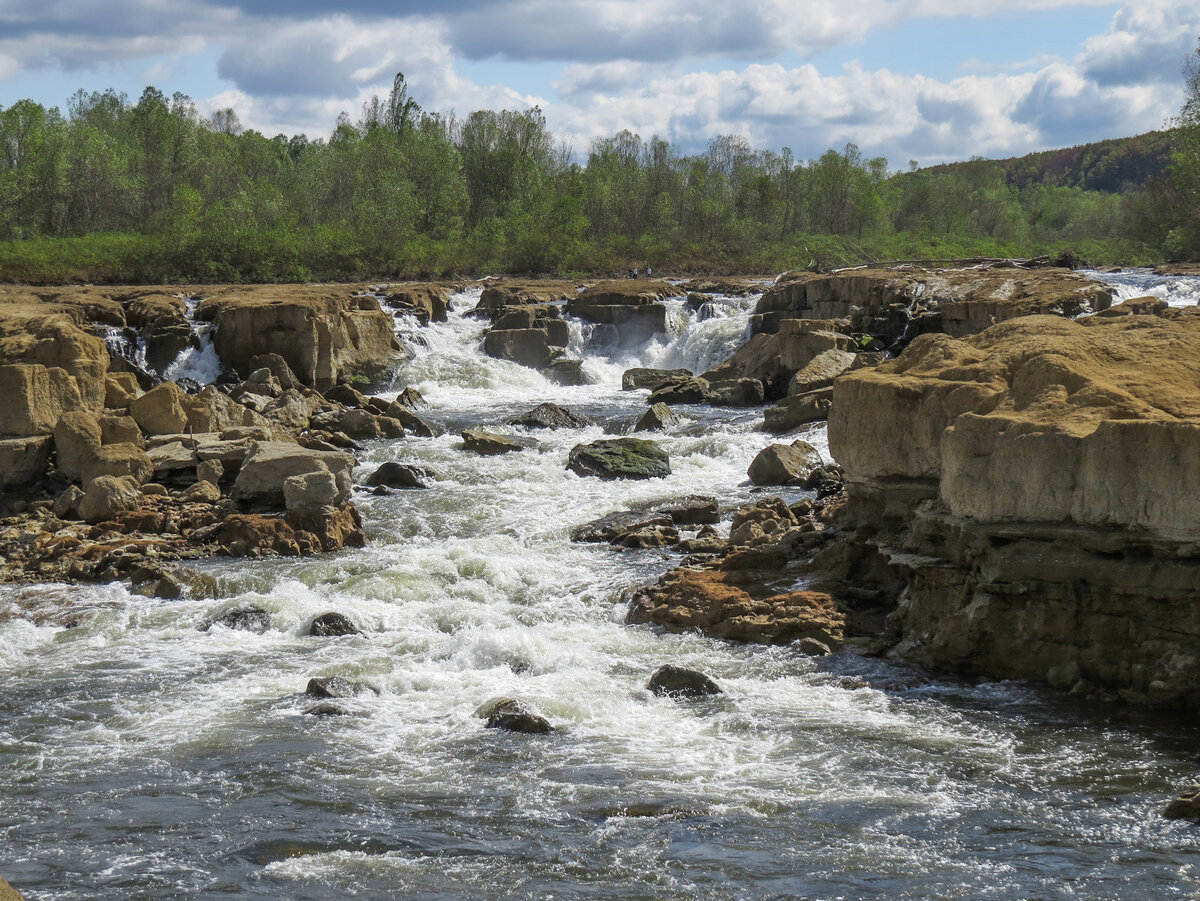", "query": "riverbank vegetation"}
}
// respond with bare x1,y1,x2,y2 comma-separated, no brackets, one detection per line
1,62,1197,283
